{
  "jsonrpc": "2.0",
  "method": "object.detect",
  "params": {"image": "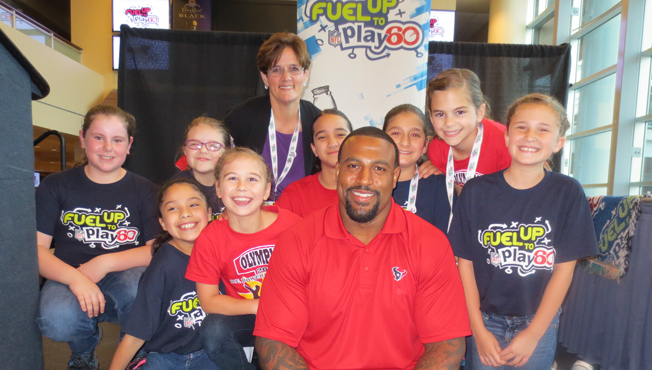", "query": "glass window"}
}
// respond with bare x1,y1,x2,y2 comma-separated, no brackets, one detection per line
534,0,555,18
583,187,608,196
0,8,11,27
570,74,616,133
535,16,555,45
630,121,652,185
648,61,652,115
568,131,612,184
573,0,621,28
15,16,51,47
576,14,620,79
